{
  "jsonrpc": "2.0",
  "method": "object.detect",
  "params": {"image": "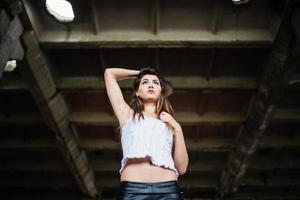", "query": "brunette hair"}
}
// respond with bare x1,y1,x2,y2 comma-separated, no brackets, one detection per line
129,67,175,120
116,67,175,137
